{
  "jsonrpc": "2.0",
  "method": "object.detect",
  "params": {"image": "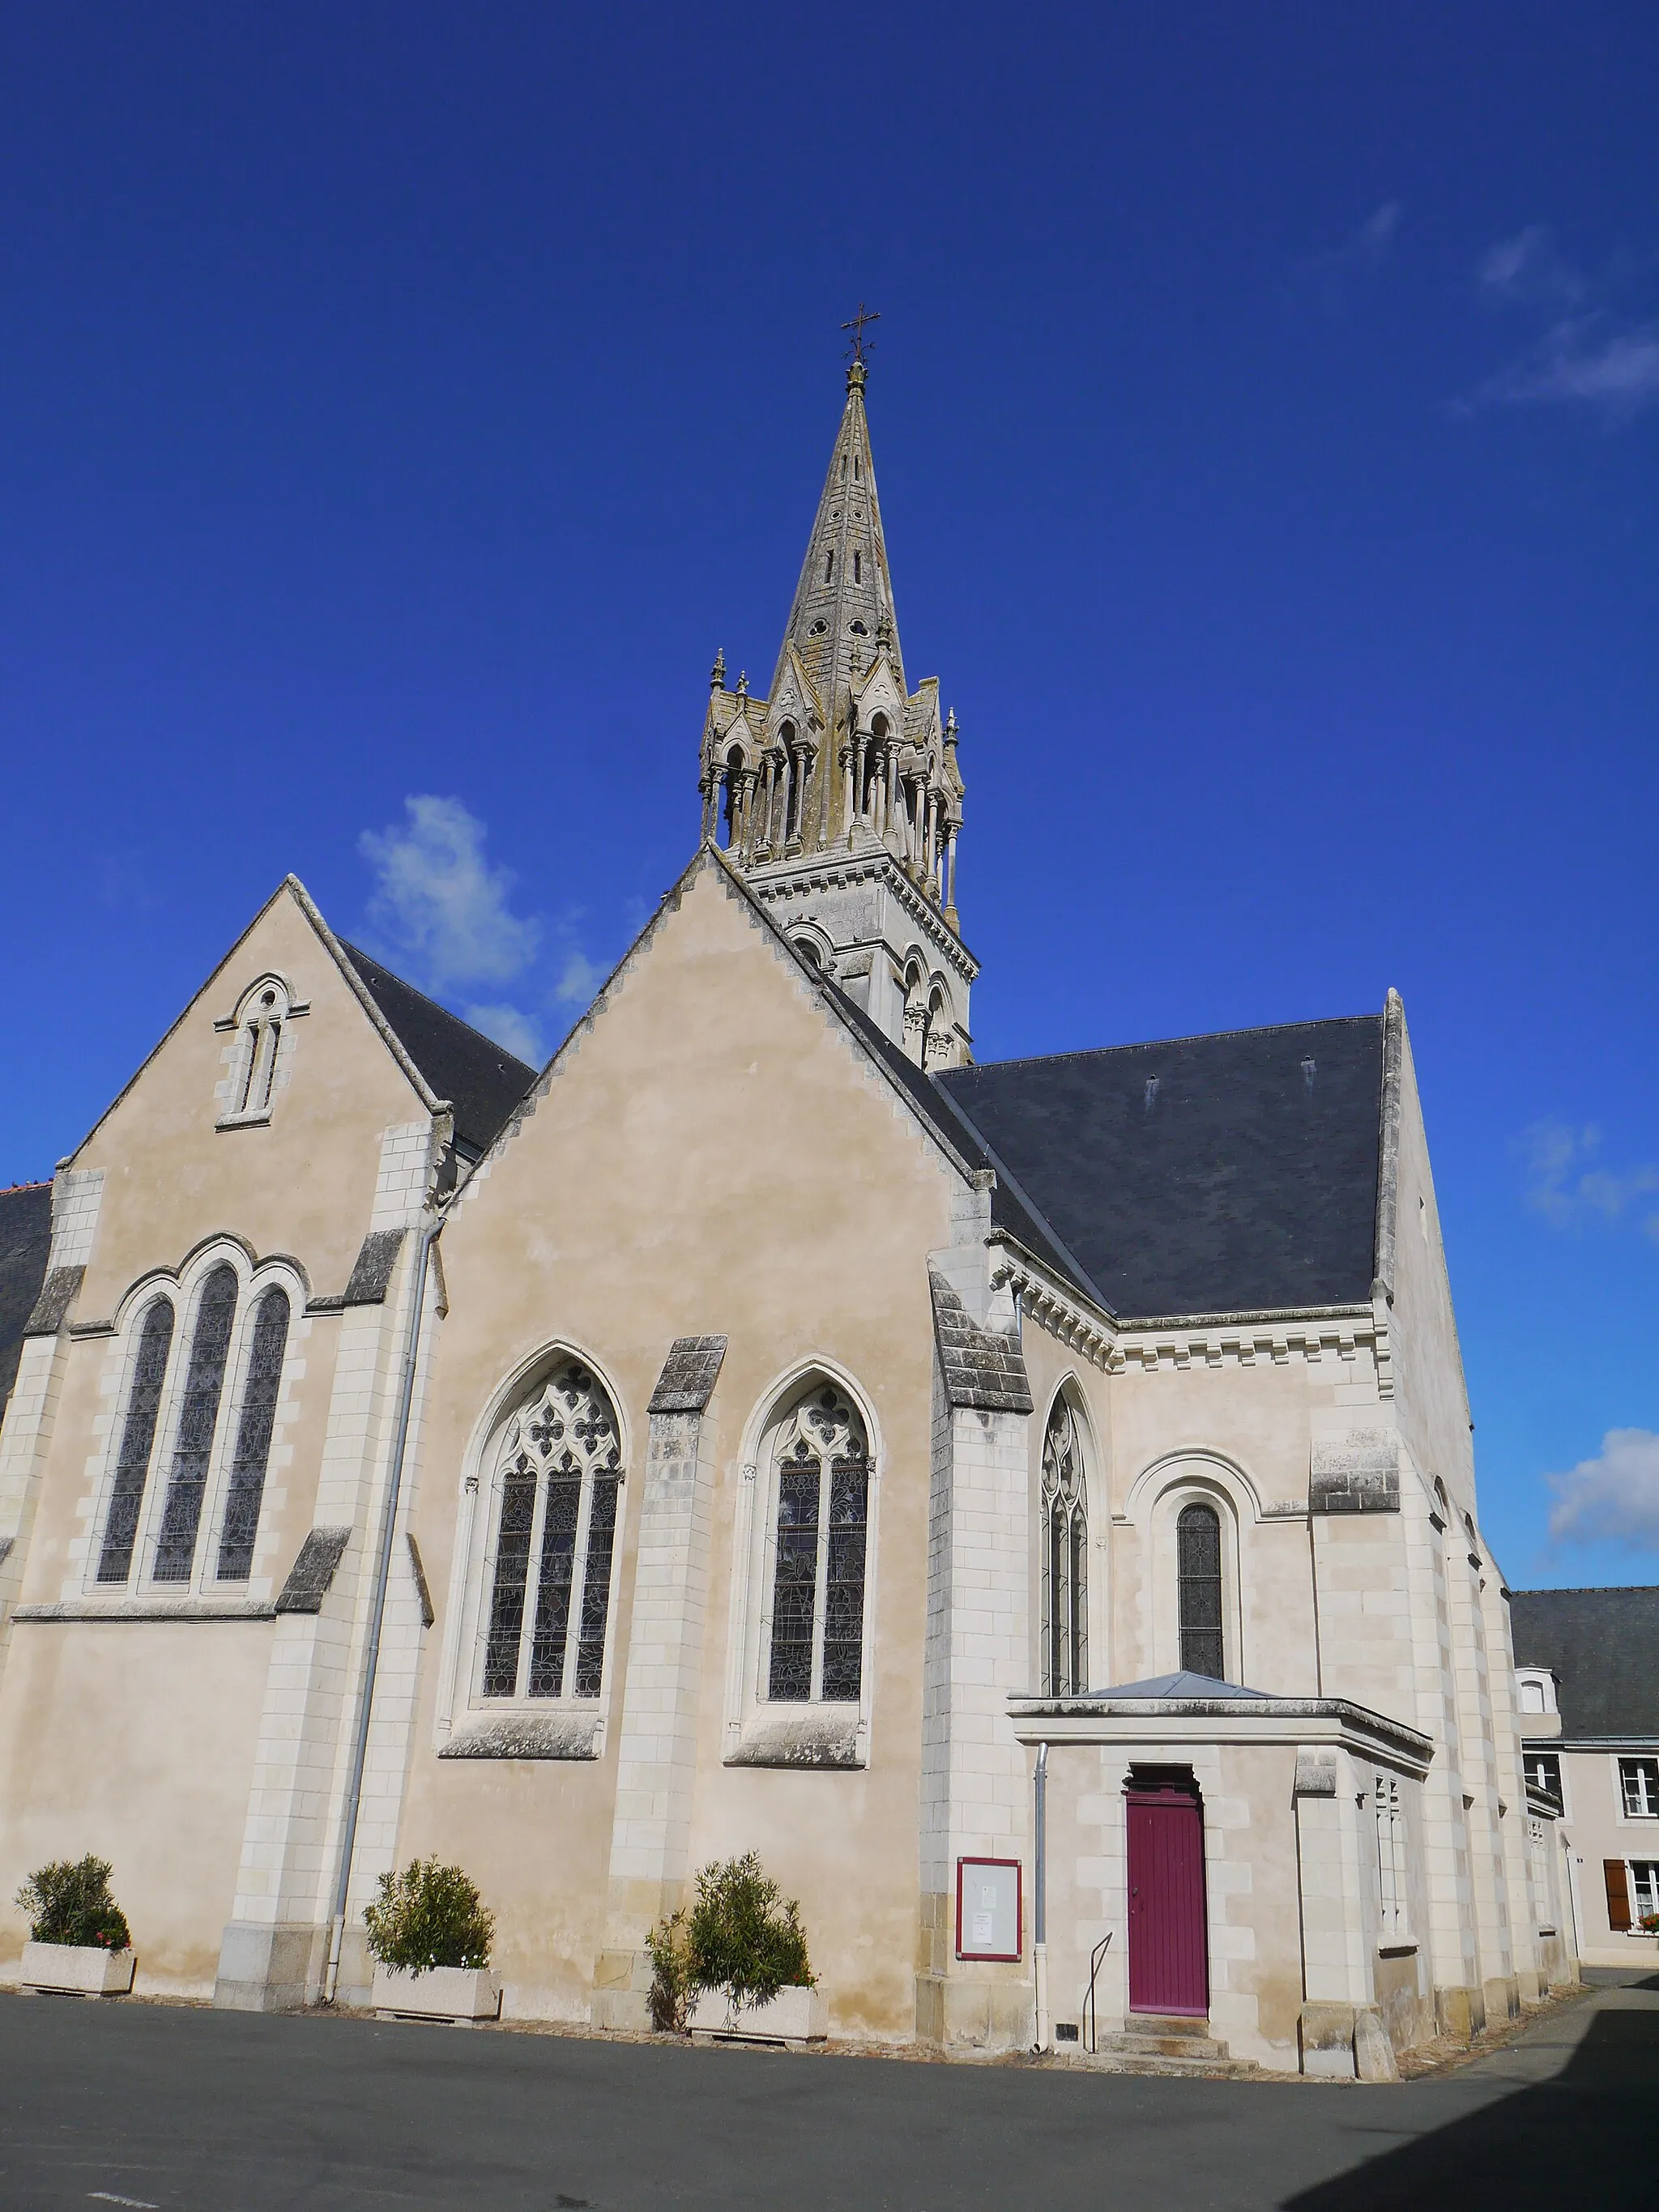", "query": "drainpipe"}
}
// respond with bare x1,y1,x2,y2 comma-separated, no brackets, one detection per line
323,1217,436,2004
1033,1741,1051,2052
